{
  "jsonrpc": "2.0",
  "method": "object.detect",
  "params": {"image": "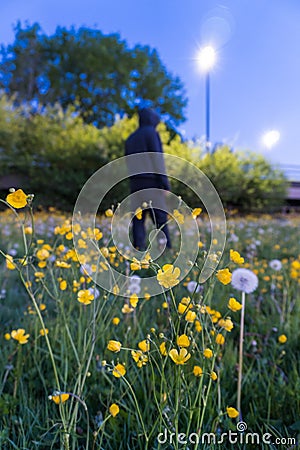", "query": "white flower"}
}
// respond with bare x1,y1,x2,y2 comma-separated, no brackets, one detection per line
269,259,282,271
228,233,239,243
186,280,202,293
128,275,141,294
231,268,258,294
88,287,100,299
158,237,167,245
80,263,93,276
128,275,141,285
128,283,141,294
